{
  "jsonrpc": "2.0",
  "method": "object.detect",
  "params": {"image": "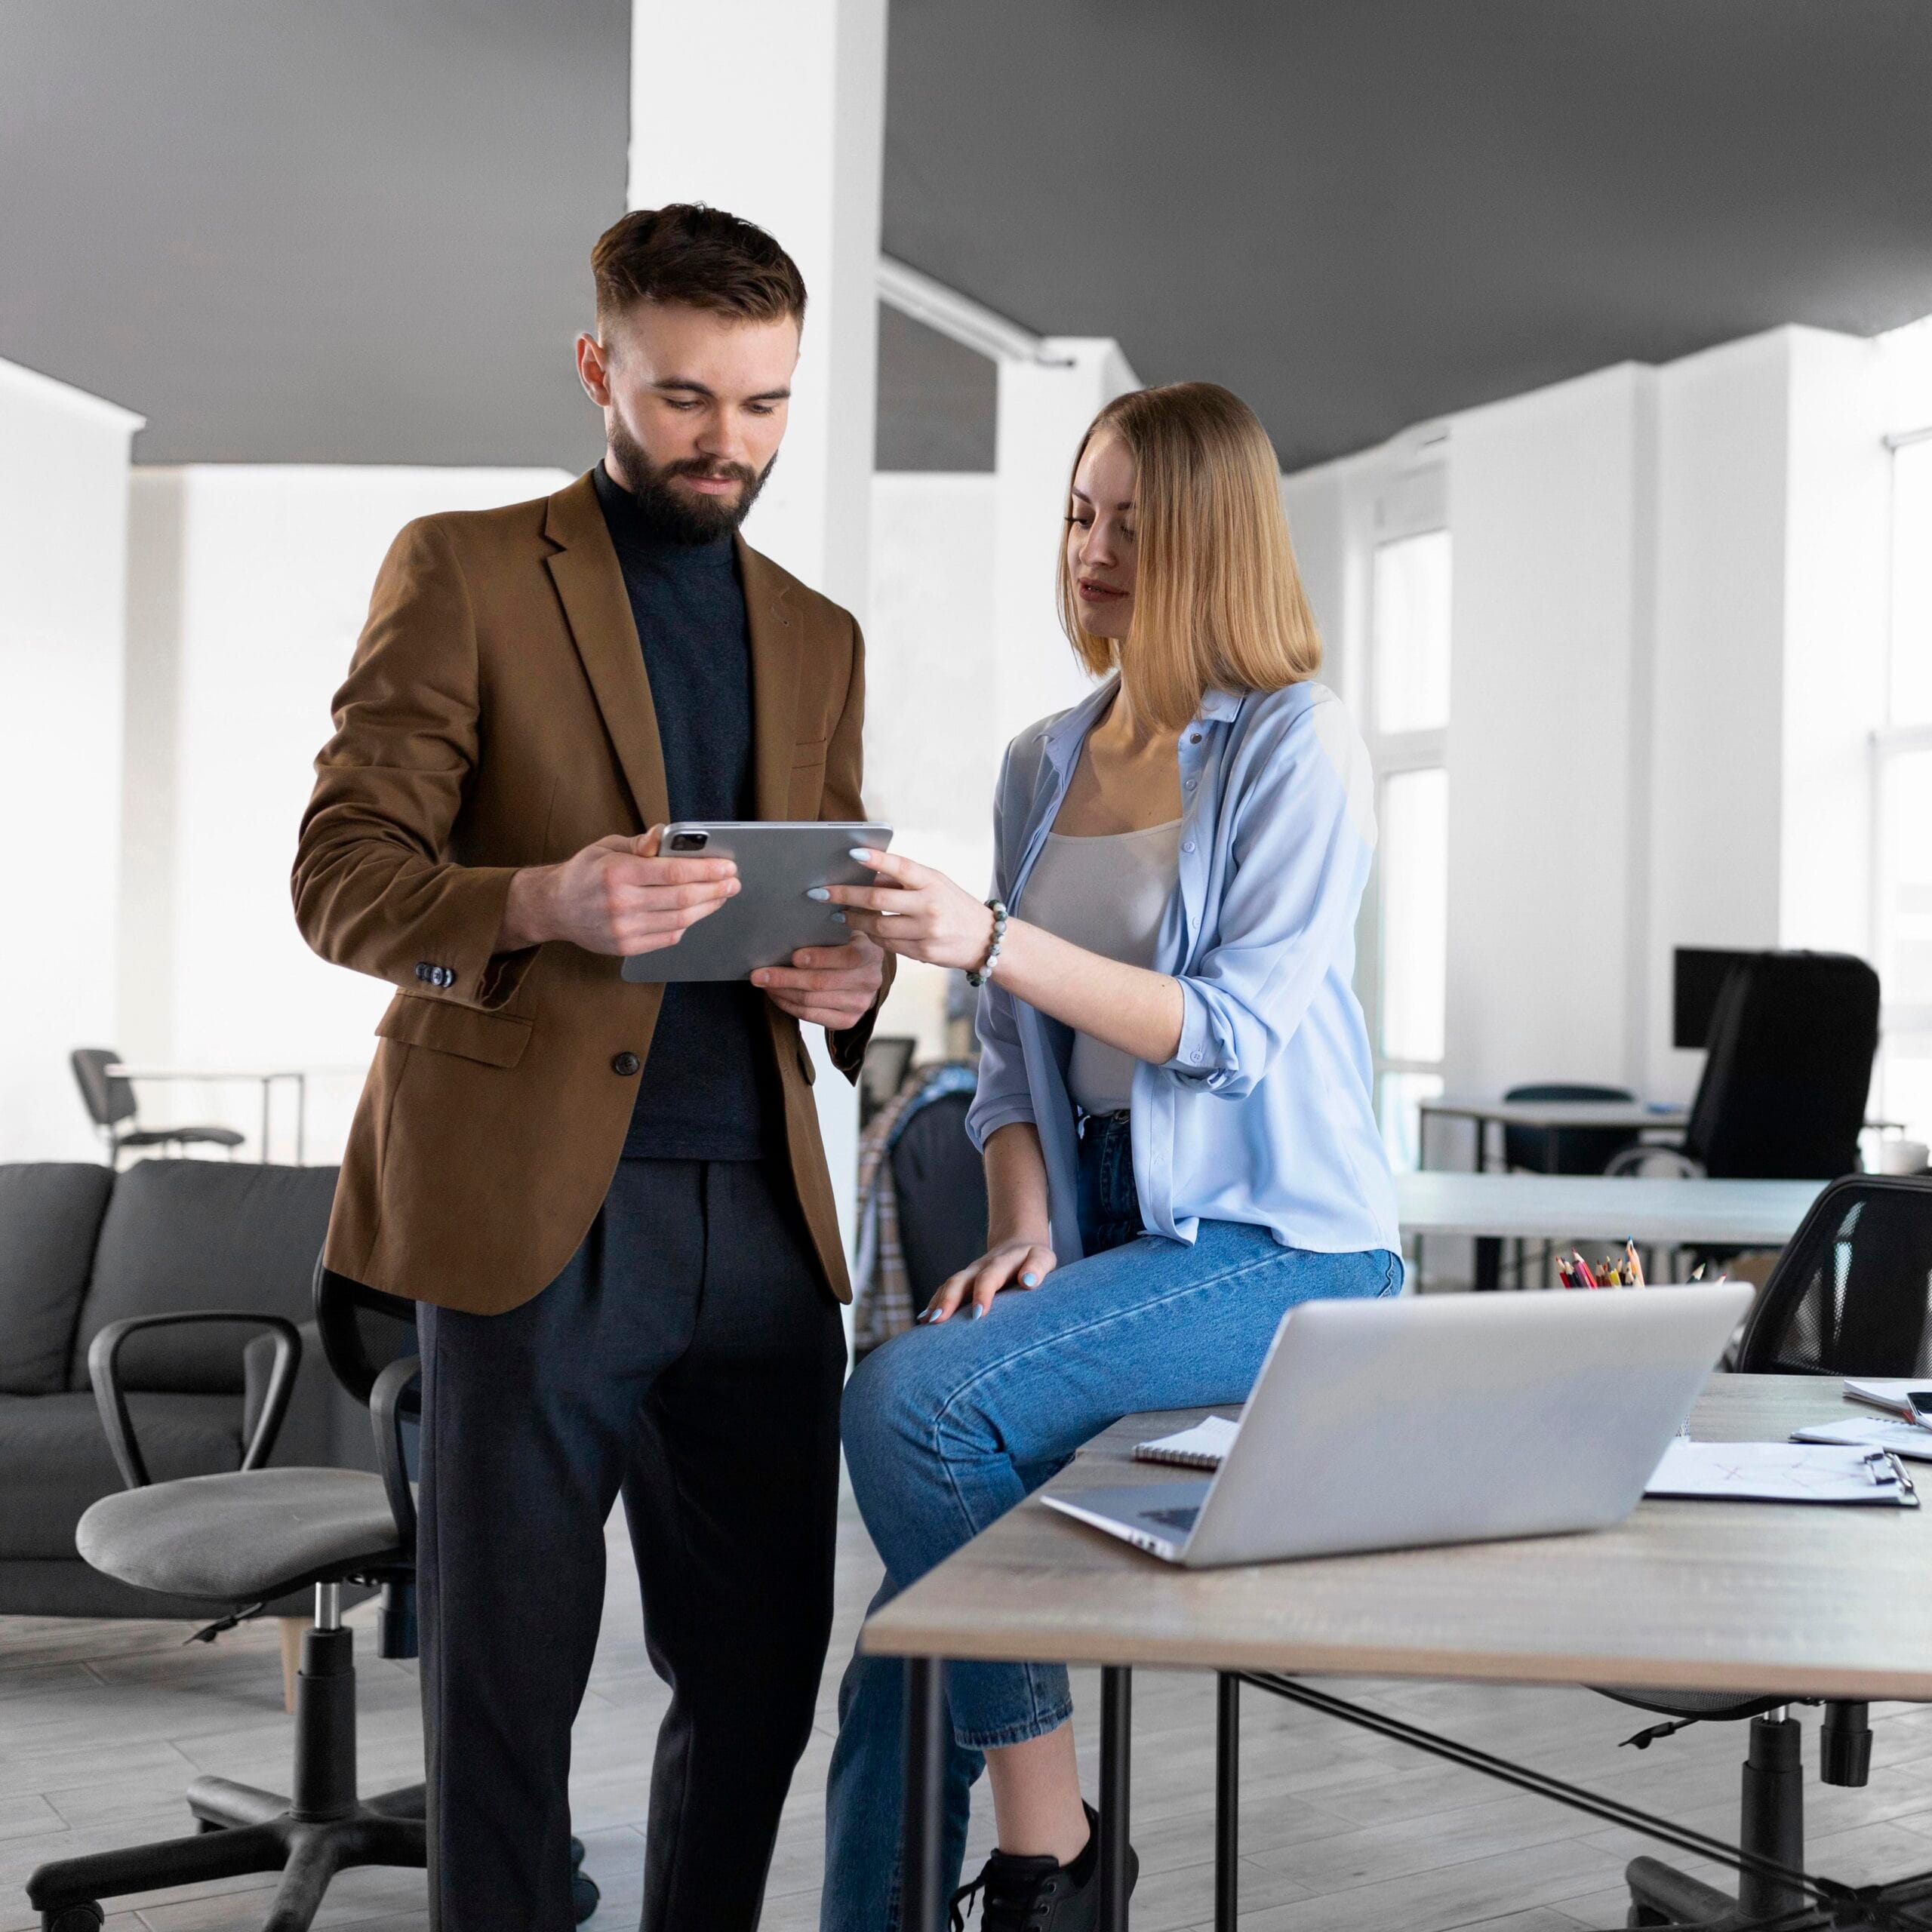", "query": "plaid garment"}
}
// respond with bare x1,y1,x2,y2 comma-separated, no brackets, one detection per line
850,1060,980,1357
